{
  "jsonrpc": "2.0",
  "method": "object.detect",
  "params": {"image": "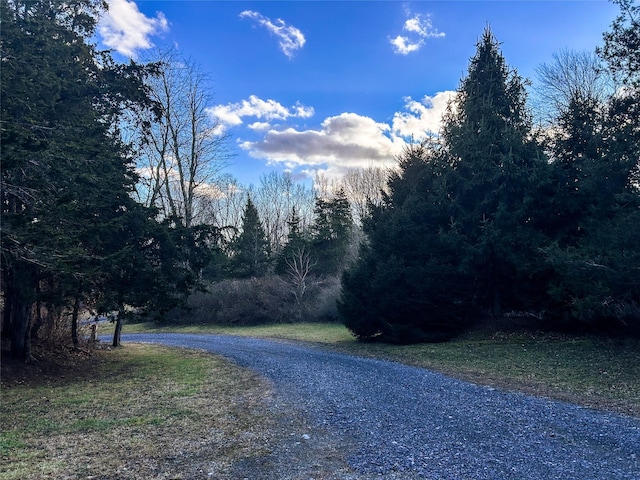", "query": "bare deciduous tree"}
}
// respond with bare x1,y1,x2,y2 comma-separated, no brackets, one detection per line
534,49,614,124
252,171,315,253
197,174,246,241
135,49,232,227
285,246,317,319
311,167,391,227
339,166,390,226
